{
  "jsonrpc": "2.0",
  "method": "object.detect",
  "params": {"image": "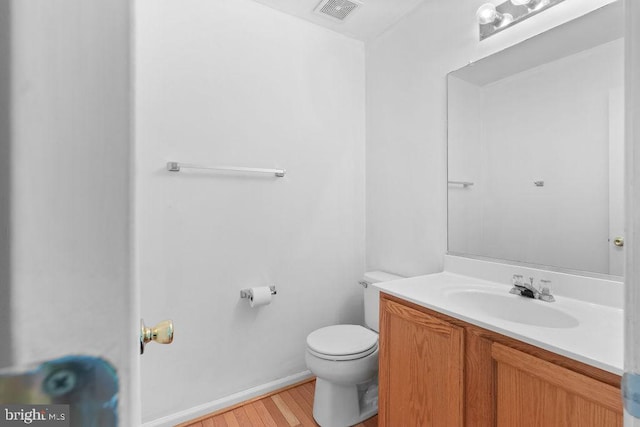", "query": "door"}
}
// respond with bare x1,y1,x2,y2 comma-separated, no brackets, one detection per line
0,0,139,425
